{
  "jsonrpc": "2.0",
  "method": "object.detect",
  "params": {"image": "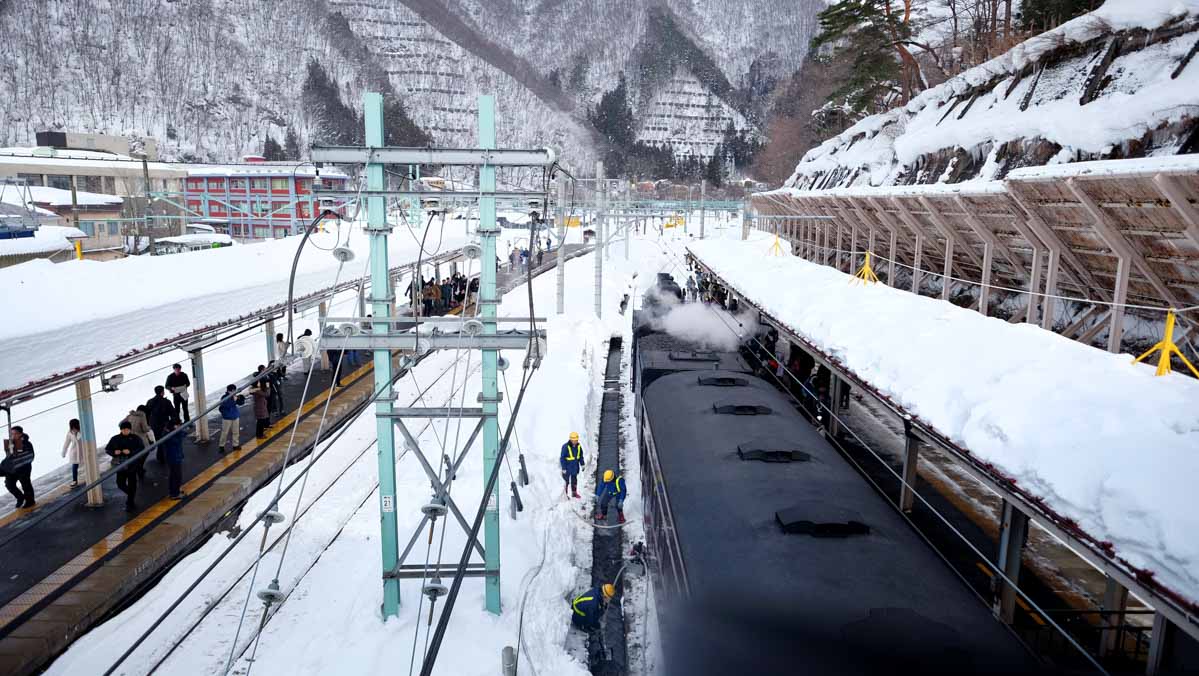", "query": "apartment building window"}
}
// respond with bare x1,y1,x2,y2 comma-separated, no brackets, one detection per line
270,177,288,191
47,174,71,190
78,221,95,236
250,177,269,191
16,173,43,186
